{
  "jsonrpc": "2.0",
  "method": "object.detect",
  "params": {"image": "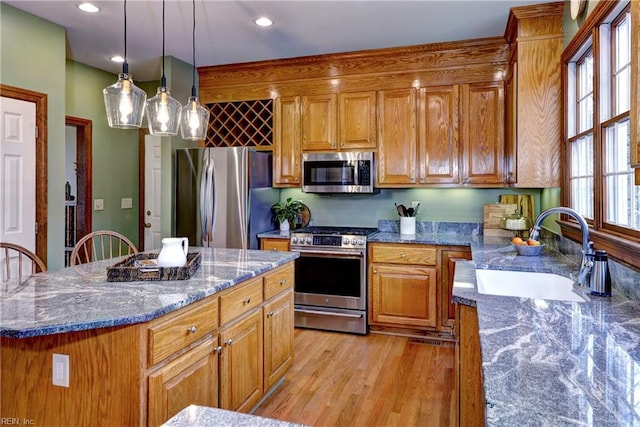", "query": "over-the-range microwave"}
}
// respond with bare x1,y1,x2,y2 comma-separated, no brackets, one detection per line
301,151,375,193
